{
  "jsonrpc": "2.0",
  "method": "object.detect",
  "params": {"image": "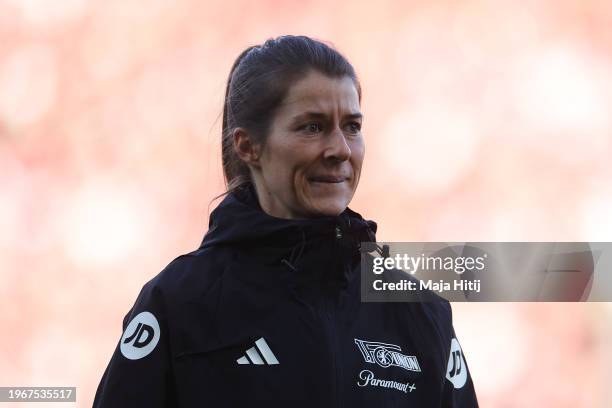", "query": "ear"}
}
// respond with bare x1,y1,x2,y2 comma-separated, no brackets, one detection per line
233,127,262,168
